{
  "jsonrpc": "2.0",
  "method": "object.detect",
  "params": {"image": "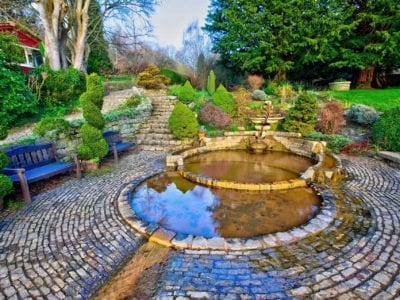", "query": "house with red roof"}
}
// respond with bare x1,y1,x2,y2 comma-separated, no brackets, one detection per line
0,22,43,73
